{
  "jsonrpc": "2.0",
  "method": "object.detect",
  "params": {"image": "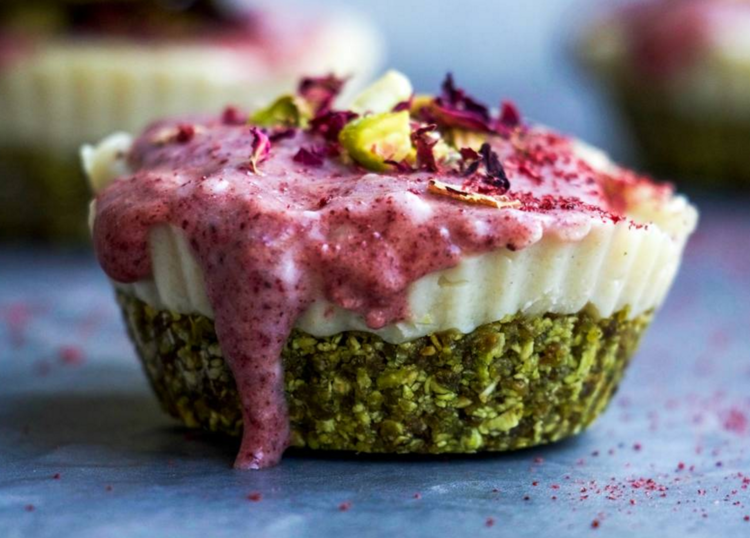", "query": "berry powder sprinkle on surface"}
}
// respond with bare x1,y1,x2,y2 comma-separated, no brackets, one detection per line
0,81,747,537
